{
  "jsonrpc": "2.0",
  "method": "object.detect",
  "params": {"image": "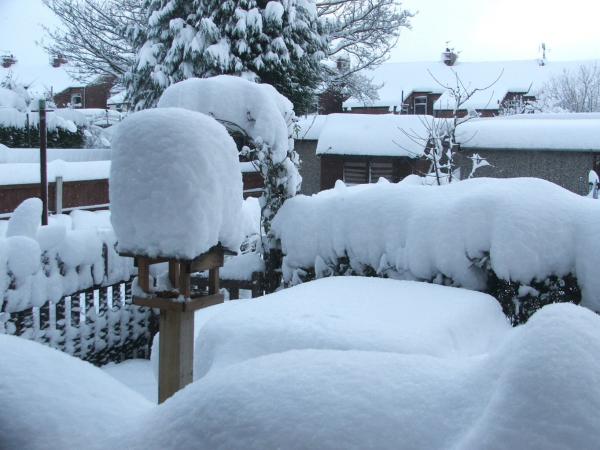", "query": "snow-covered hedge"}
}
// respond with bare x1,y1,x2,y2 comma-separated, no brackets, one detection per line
110,108,243,259
272,177,600,322
0,108,85,148
0,199,134,313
